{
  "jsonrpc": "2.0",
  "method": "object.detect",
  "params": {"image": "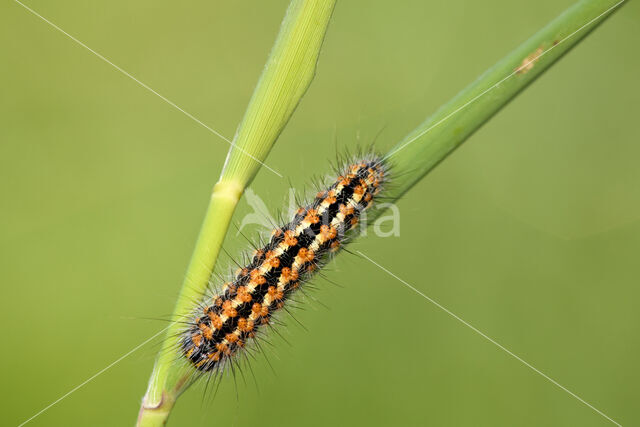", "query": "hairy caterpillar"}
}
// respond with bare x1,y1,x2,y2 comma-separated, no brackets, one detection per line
180,154,388,372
